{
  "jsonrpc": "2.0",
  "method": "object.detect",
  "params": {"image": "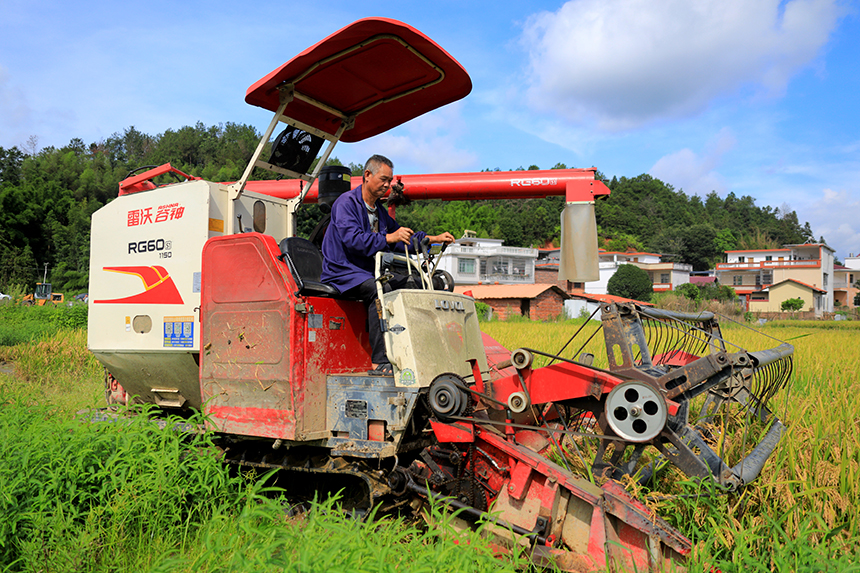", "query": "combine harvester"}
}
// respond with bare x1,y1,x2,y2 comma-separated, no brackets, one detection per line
88,18,793,571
